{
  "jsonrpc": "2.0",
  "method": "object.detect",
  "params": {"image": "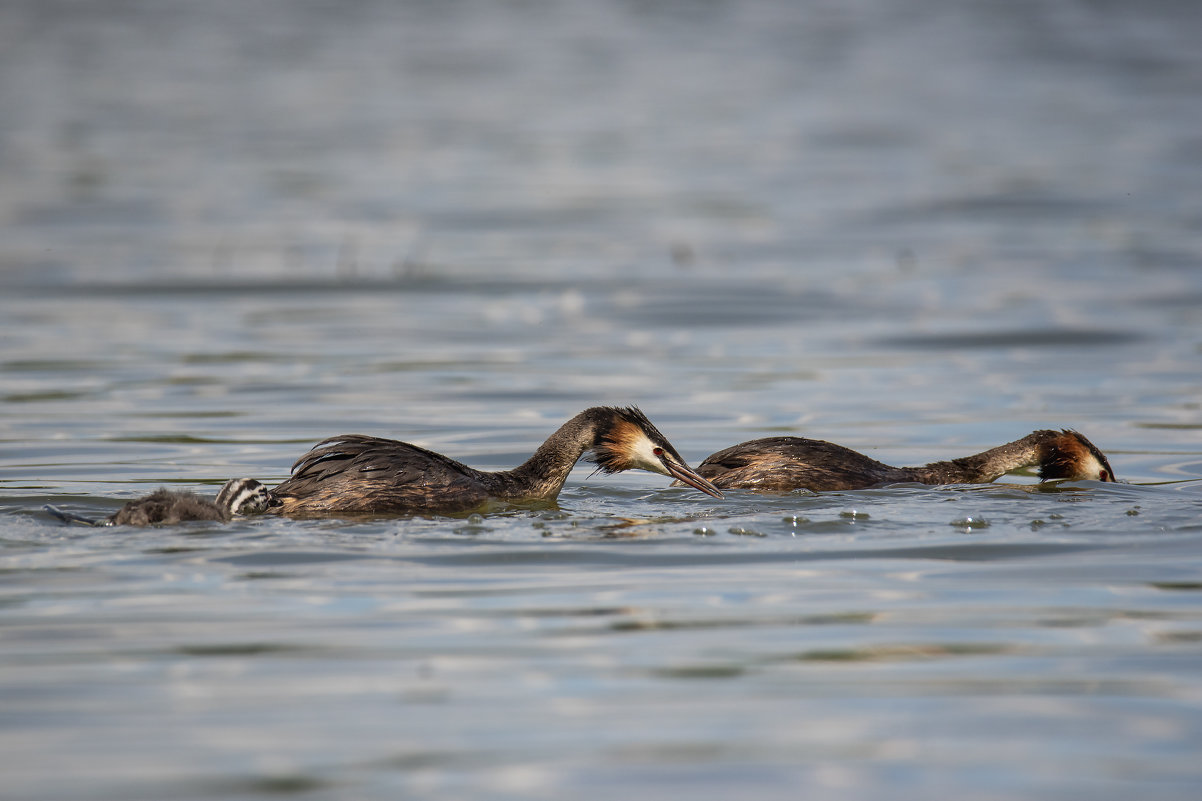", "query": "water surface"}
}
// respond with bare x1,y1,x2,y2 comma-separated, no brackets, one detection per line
2,1,1201,799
